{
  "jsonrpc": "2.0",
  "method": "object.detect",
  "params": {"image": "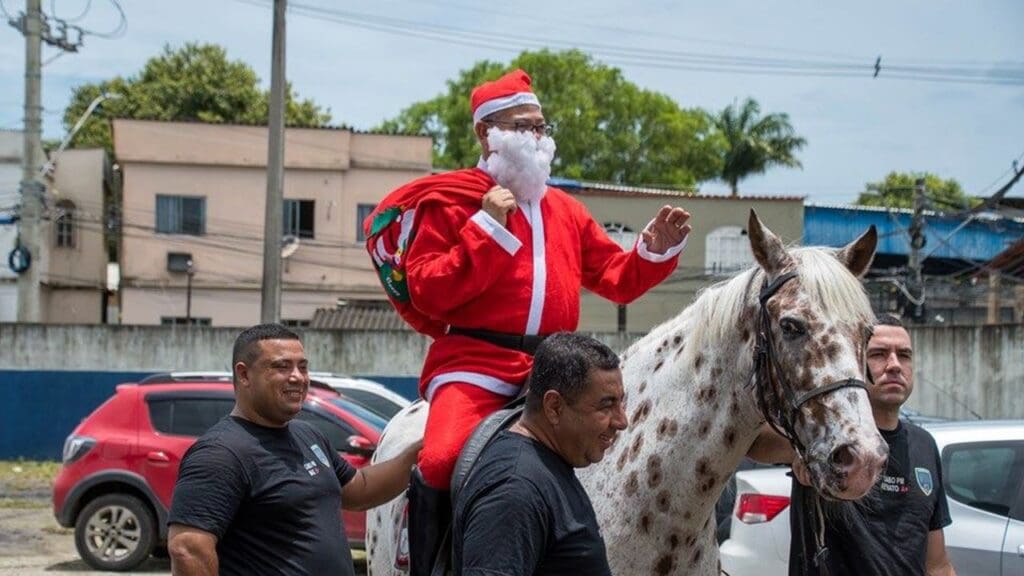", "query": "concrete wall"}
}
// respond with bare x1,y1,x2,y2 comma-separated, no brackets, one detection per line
0,323,1019,459
1,323,1019,418
906,324,1024,421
